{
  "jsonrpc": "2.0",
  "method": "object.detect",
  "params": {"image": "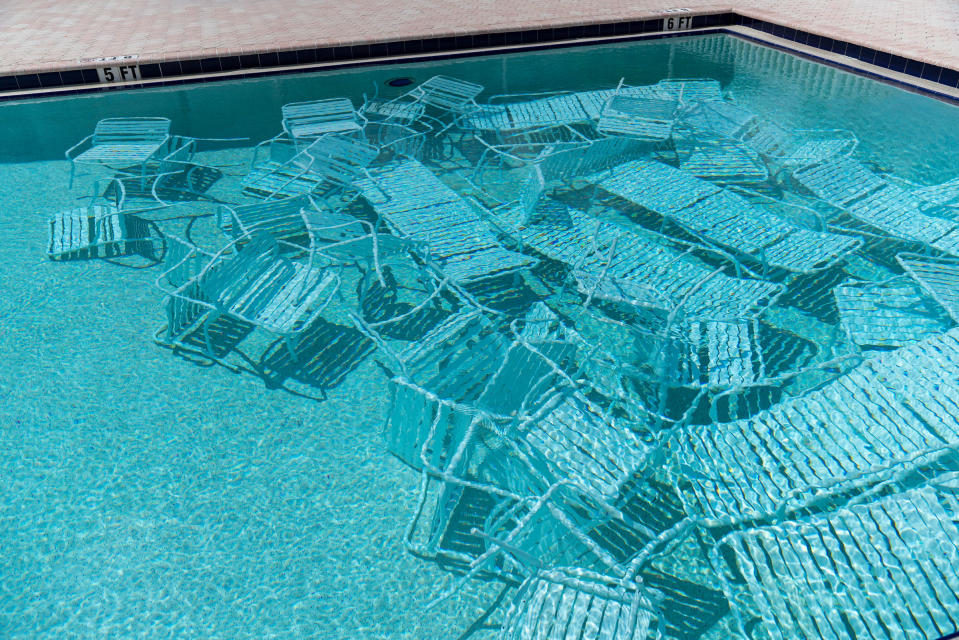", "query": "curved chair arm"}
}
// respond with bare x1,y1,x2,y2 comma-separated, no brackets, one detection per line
64,134,94,161
248,133,289,170
154,237,216,294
